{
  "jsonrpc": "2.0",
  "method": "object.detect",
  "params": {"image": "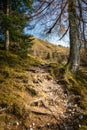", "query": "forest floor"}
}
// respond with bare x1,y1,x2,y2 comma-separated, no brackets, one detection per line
0,51,87,130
